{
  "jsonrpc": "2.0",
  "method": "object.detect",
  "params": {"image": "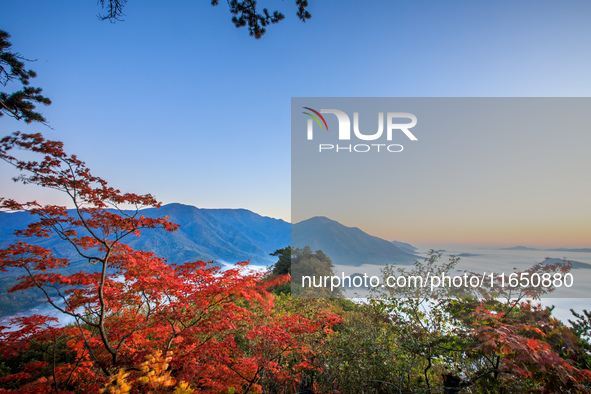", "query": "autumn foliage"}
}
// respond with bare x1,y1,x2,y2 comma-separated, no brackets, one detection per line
0,132,340,393
1,132,590,393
